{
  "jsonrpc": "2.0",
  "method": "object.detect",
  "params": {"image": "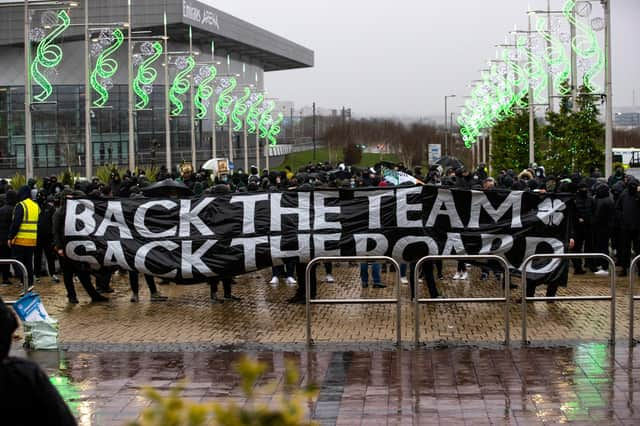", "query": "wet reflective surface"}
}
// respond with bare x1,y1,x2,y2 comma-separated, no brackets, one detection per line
12,343,640,425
